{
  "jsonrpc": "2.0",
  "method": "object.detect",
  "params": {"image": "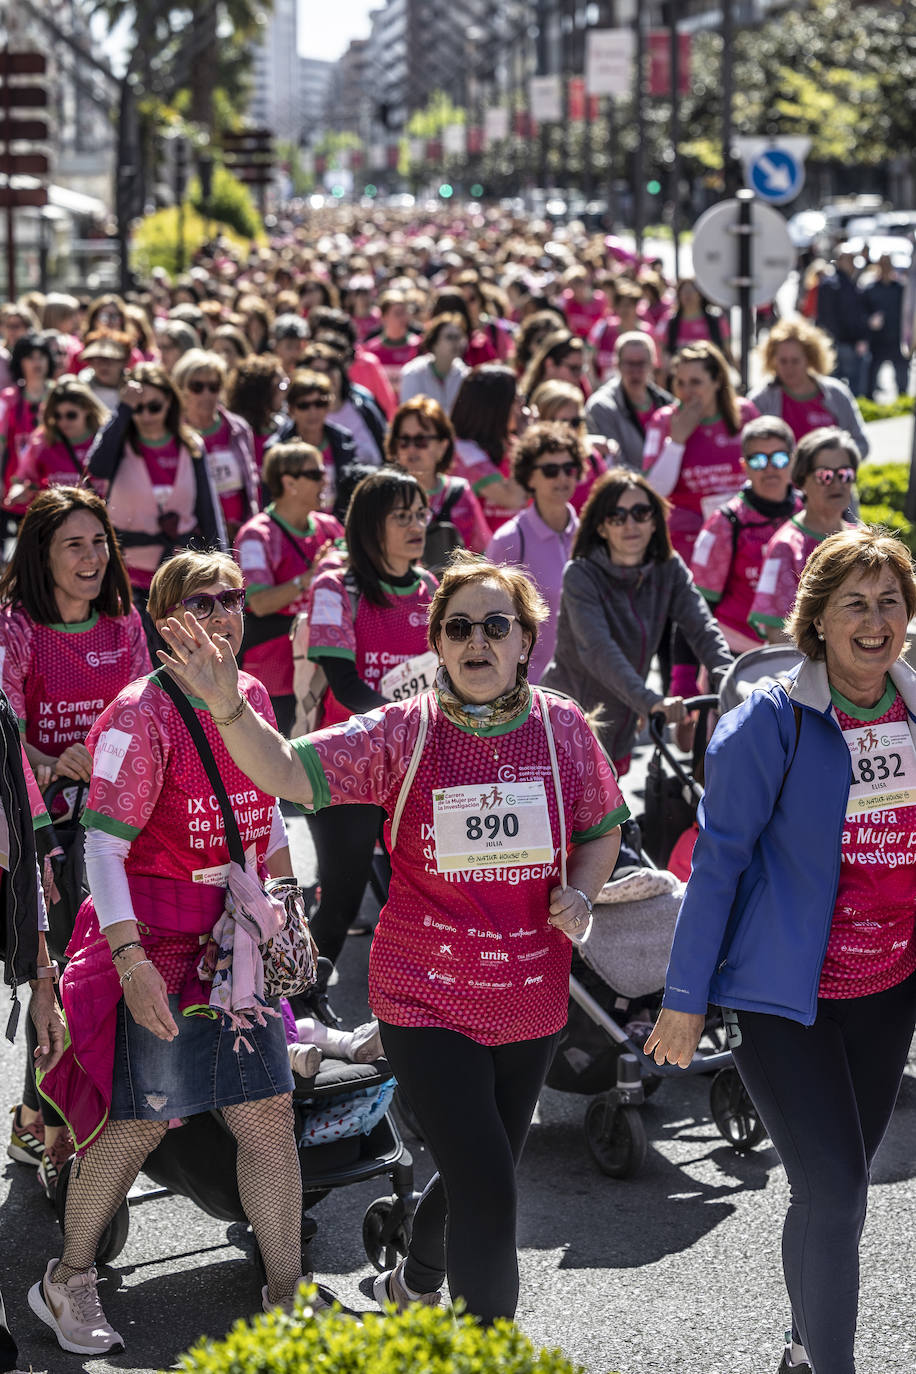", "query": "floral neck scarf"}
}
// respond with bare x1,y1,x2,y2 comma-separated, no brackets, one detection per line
434,665,530,731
